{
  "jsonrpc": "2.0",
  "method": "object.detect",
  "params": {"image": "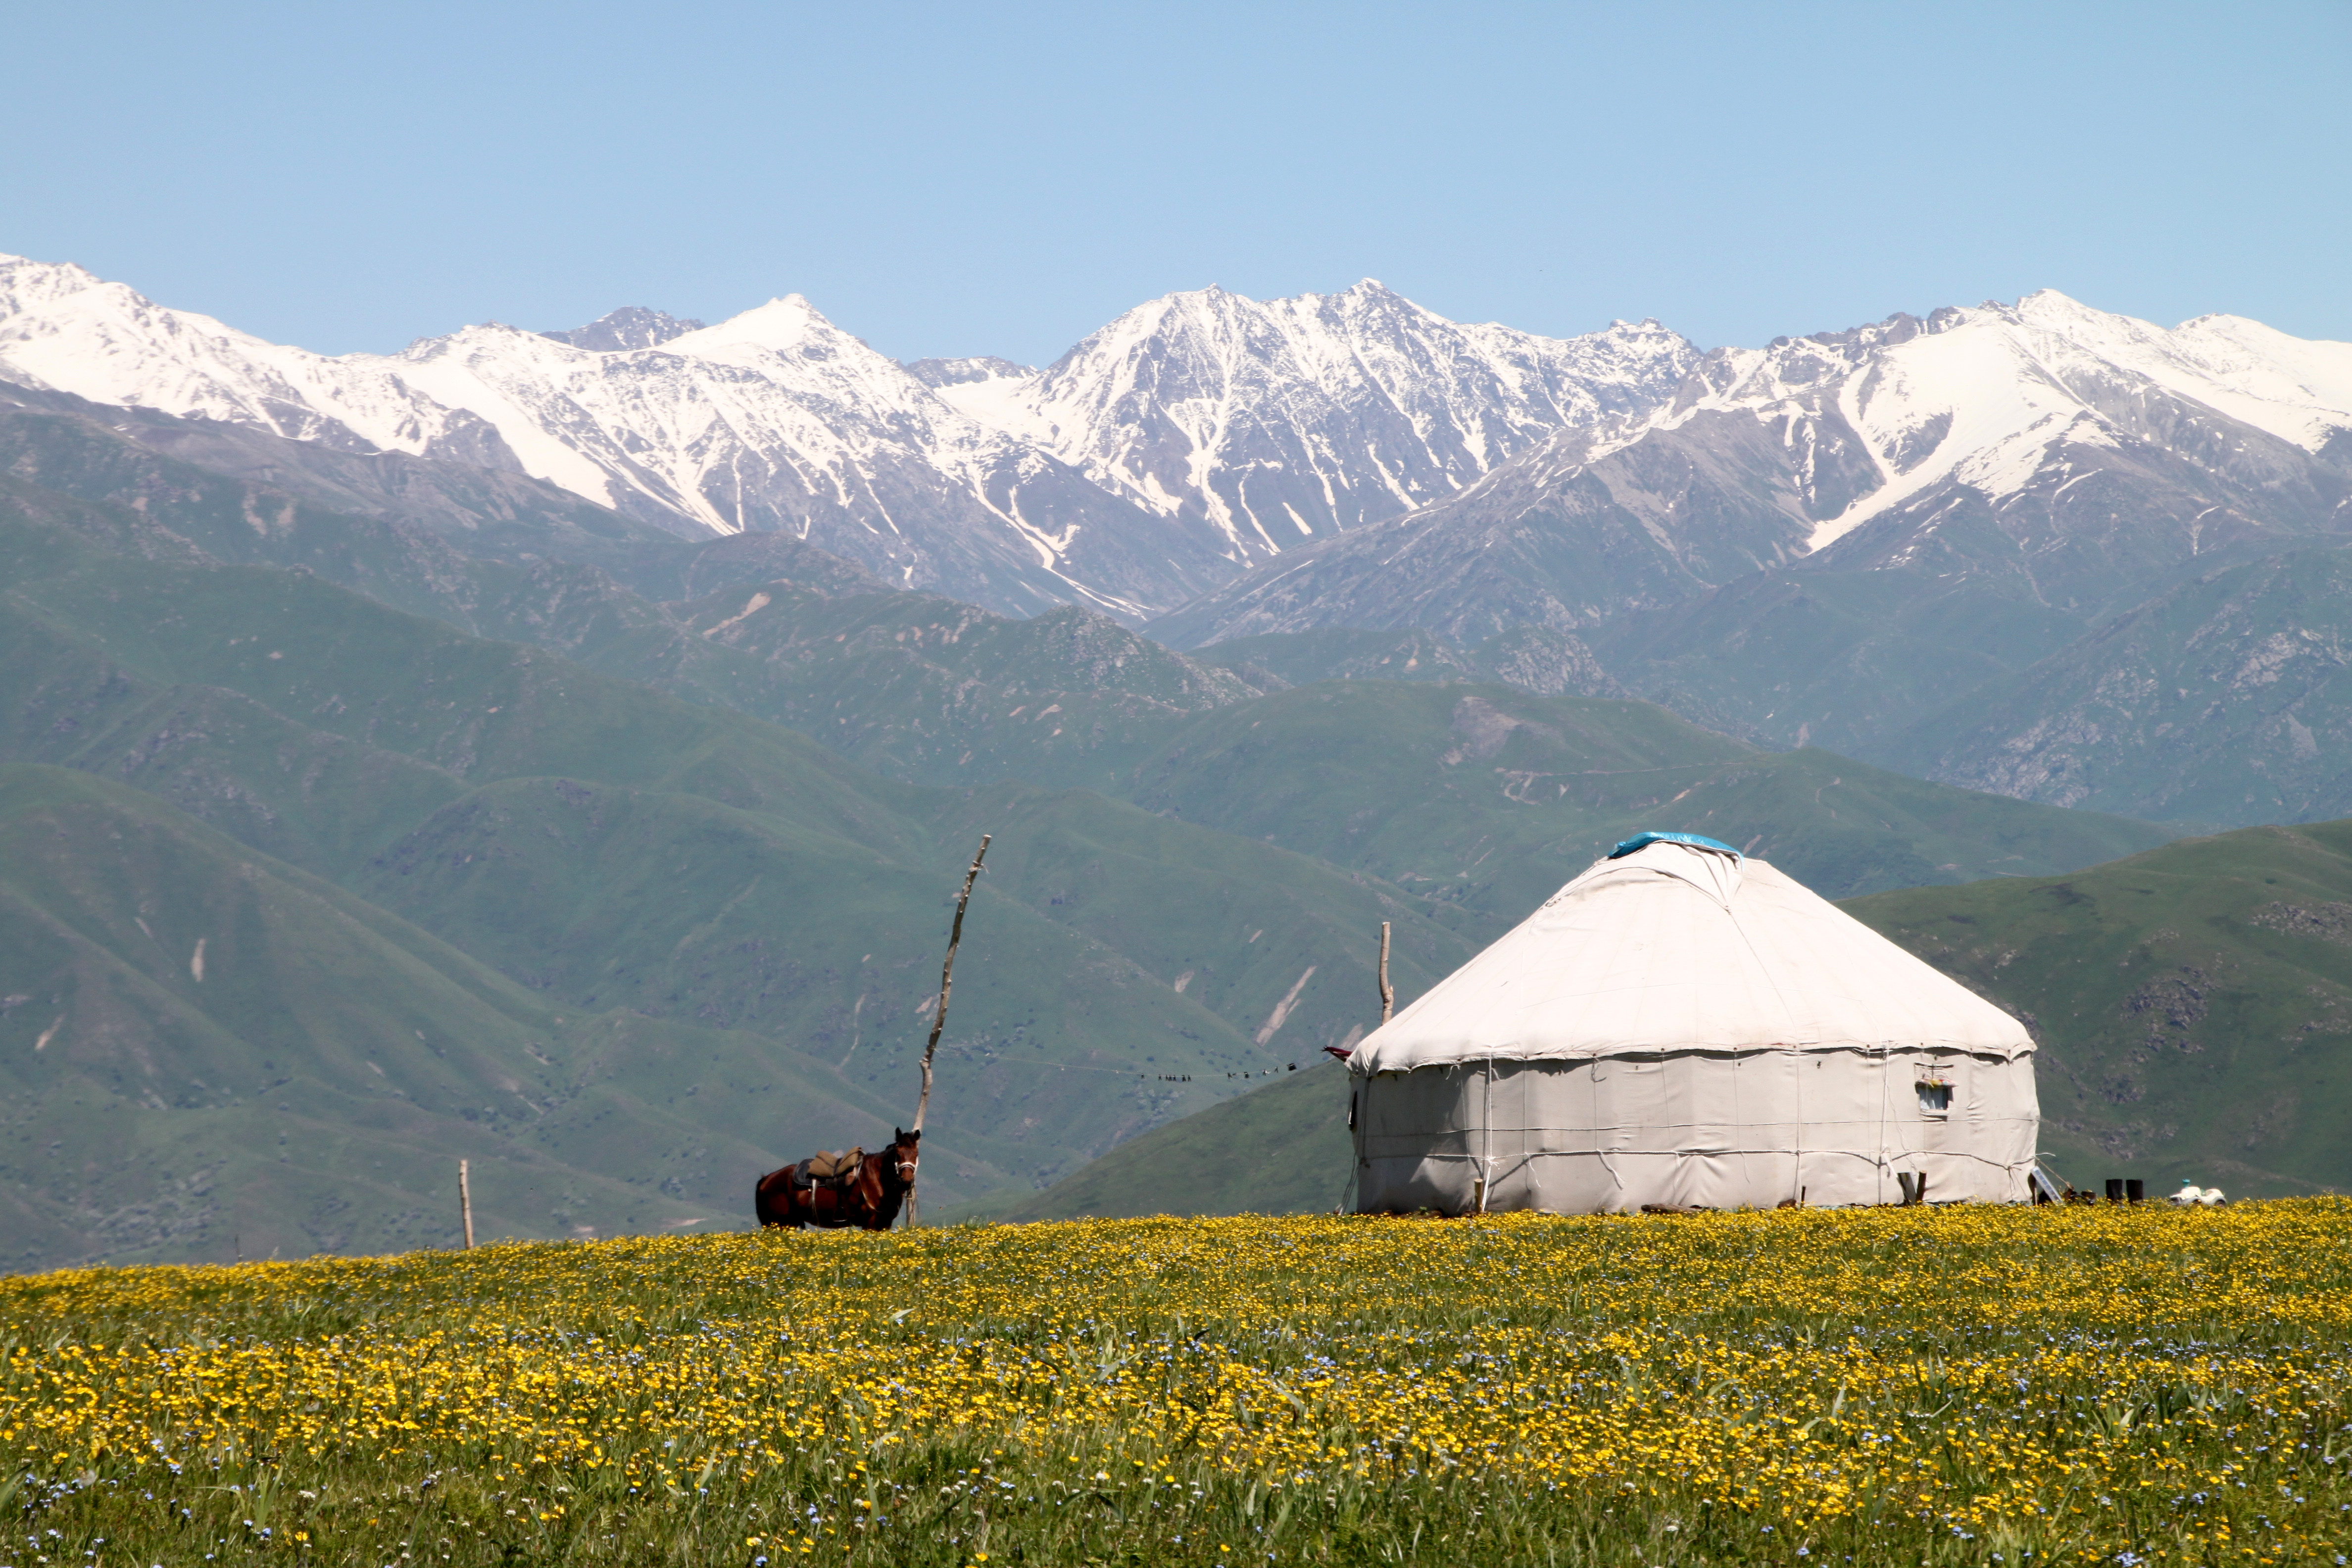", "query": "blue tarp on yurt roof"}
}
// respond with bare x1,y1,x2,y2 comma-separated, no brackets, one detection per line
1606,830,1741,860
